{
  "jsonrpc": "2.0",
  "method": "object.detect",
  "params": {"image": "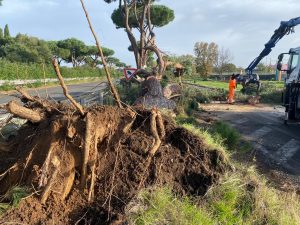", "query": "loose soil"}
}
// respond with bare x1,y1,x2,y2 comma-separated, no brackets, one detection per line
0,103,227,224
